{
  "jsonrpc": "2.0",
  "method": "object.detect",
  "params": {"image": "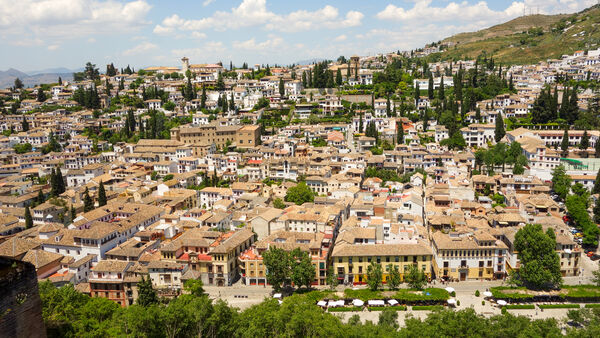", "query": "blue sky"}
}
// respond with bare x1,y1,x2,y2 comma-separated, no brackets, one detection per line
0,0,595,72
